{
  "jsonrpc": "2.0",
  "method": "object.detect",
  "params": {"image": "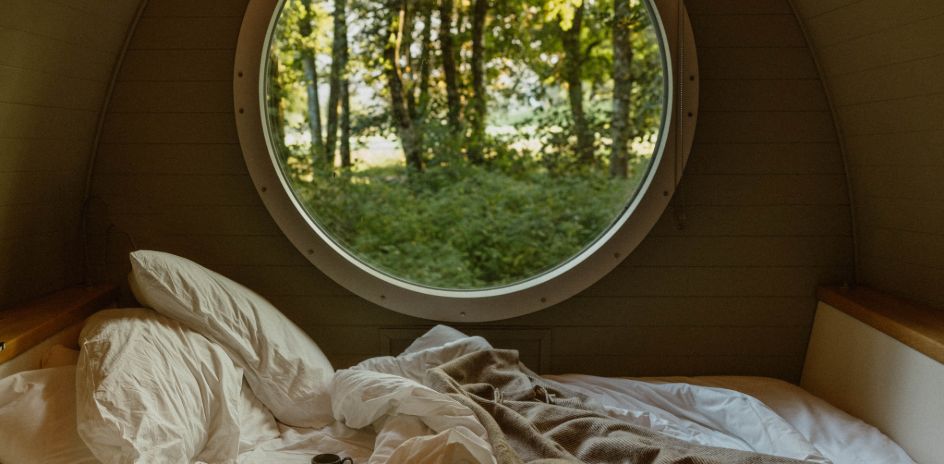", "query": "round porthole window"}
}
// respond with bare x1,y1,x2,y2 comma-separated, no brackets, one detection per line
235,0,698,321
